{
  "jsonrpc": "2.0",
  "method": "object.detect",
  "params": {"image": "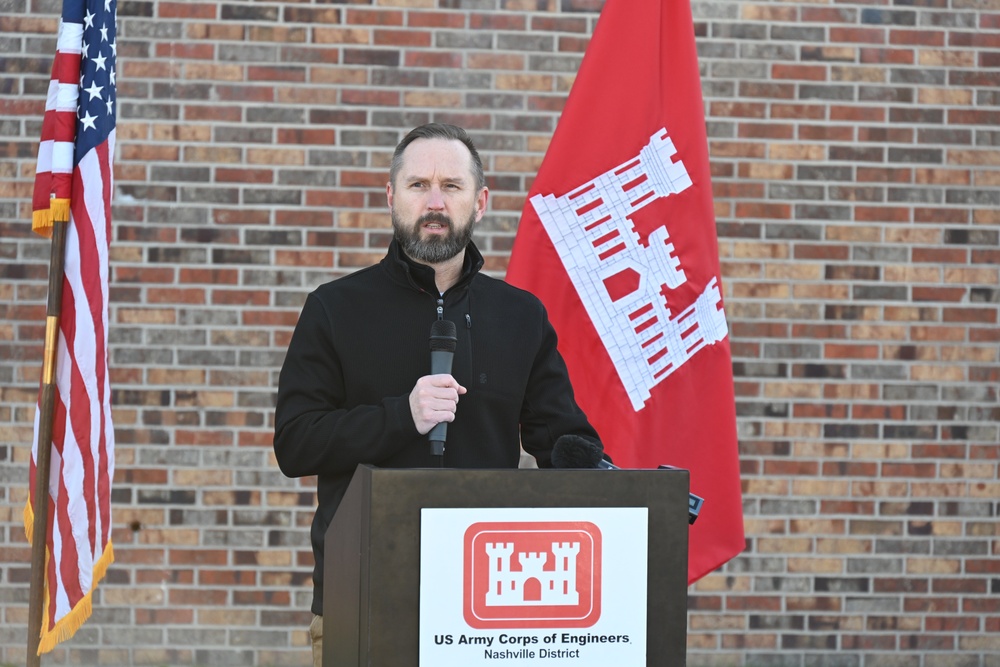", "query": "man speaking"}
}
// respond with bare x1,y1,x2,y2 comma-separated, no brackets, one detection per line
272,123,603,667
